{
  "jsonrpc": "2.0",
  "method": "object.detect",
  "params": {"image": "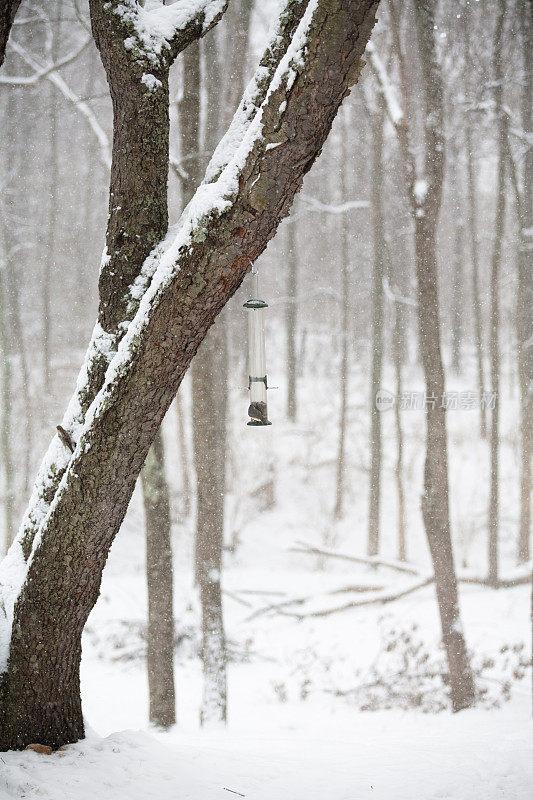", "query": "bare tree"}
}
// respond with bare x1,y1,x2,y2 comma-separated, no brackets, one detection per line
333,108,351,521
507,0,533,564
487,0,507,587
367,103,385,556
370,0,476,710
461,1,487,438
